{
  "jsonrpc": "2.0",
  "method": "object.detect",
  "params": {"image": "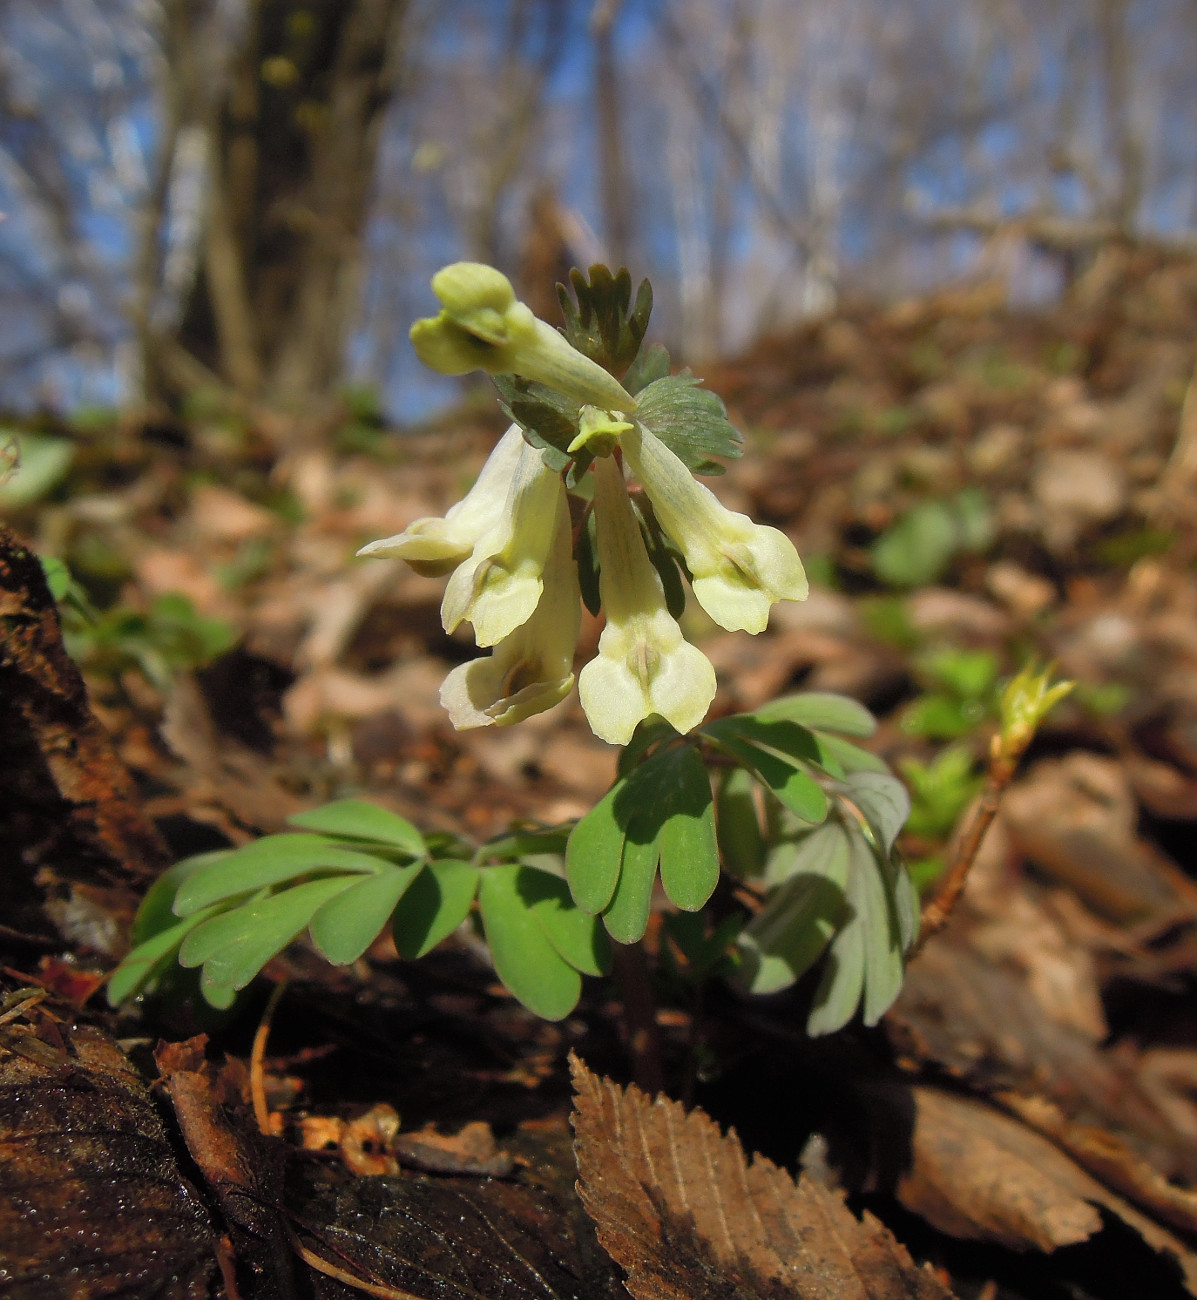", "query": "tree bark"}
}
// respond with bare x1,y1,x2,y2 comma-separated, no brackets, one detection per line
140,0,411,420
